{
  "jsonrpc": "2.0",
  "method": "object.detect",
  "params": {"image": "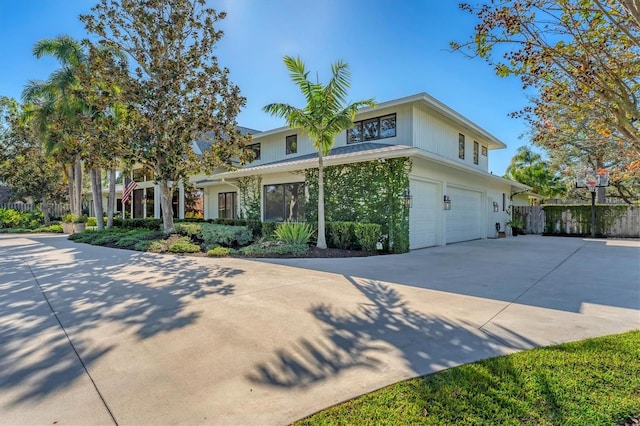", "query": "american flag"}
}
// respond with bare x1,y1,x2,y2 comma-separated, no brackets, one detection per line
121,178,137,204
